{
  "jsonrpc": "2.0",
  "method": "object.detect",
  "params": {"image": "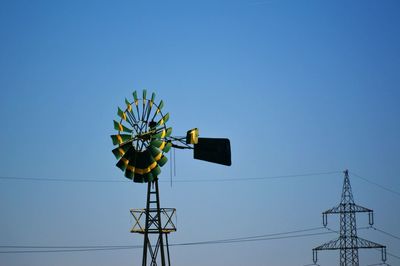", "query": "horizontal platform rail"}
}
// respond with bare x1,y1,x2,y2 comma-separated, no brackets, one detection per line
130,208,177,234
